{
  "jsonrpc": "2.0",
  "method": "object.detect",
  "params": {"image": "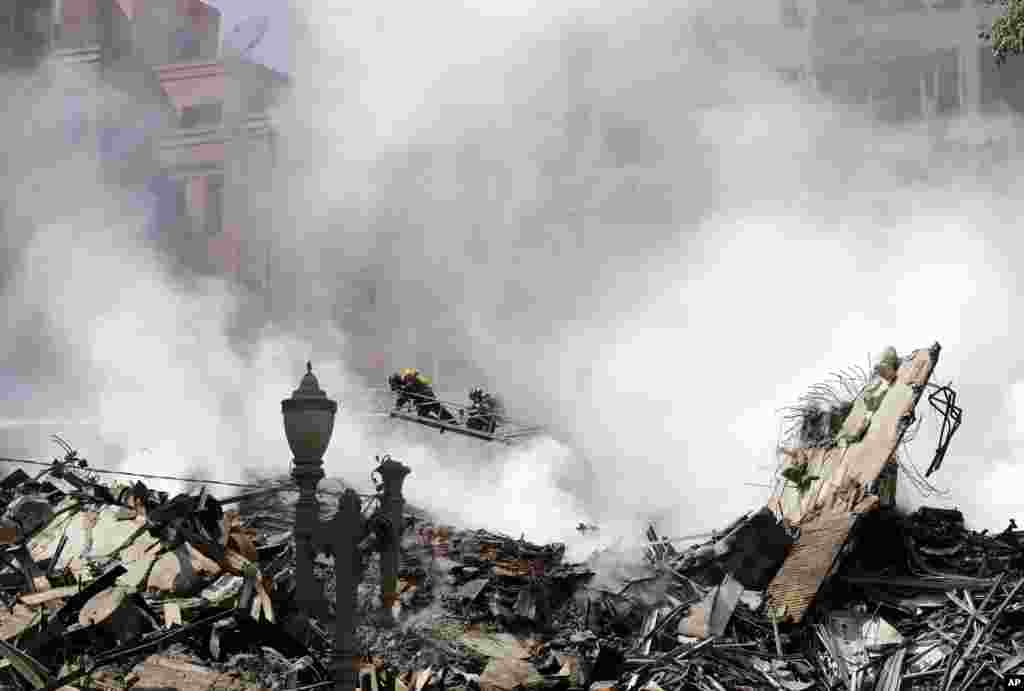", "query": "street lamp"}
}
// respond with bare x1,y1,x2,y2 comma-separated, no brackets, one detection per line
282,361,337,618
282,364,412,691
